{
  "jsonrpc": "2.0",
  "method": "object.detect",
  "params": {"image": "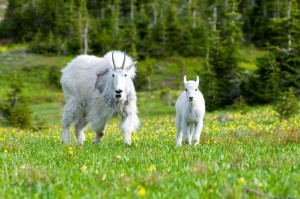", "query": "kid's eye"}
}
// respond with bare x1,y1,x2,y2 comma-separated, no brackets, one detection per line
185,89,187,91
125,74,127,77
195,89,197,91
112,74,114,77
